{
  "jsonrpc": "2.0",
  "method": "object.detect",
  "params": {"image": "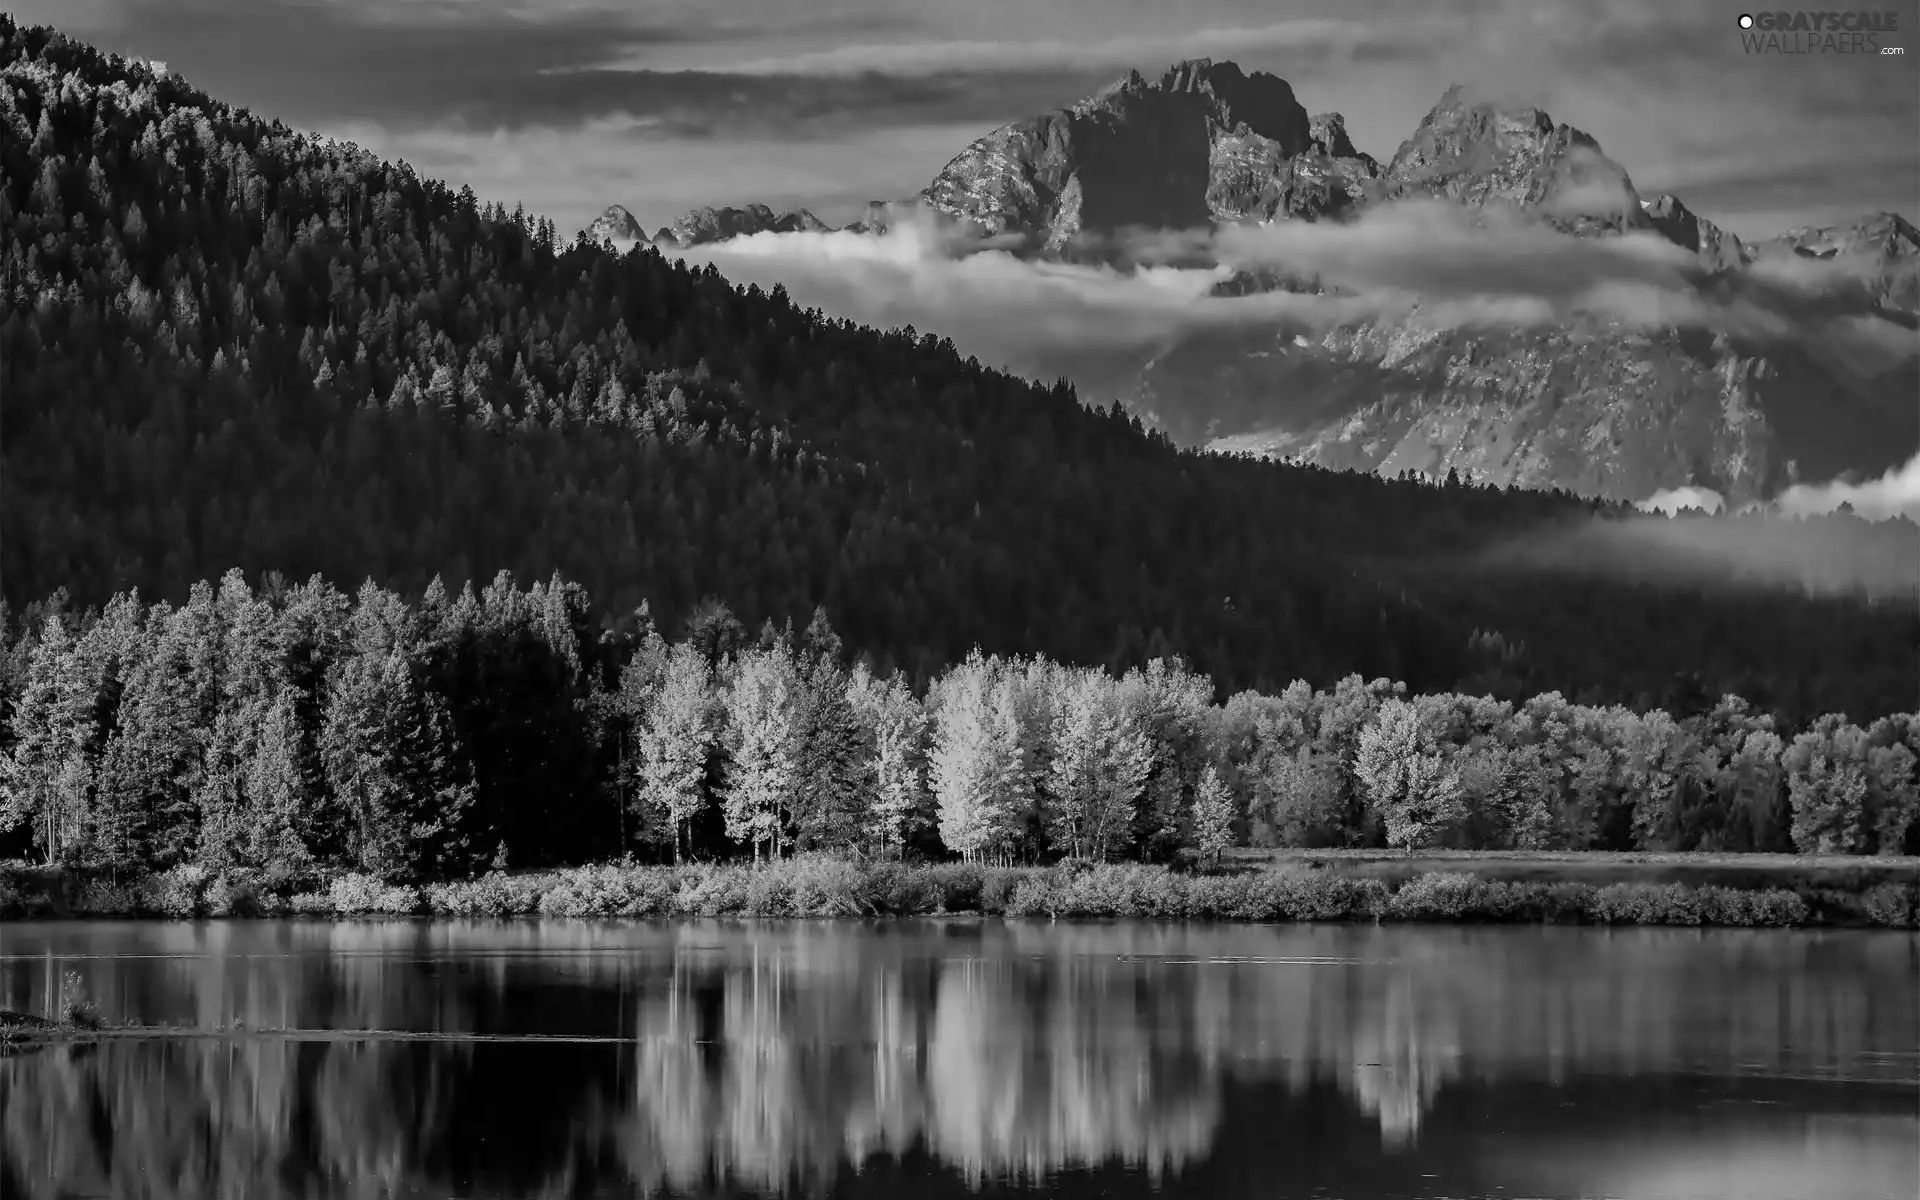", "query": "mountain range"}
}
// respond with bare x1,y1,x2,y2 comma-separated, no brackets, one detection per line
594,60,1920,506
